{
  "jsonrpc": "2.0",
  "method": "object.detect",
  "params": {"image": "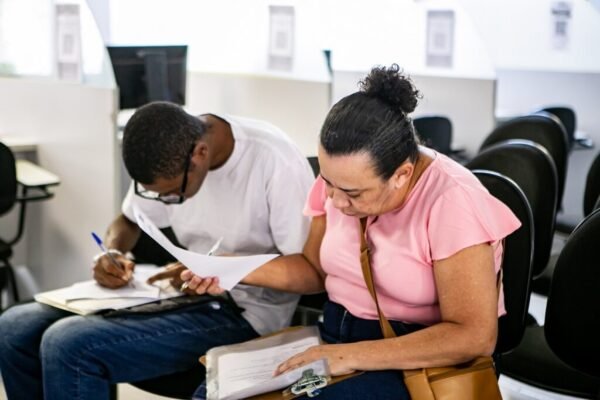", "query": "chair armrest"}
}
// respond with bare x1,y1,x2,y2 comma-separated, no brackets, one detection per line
15,160,60,202
16,160,60,188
